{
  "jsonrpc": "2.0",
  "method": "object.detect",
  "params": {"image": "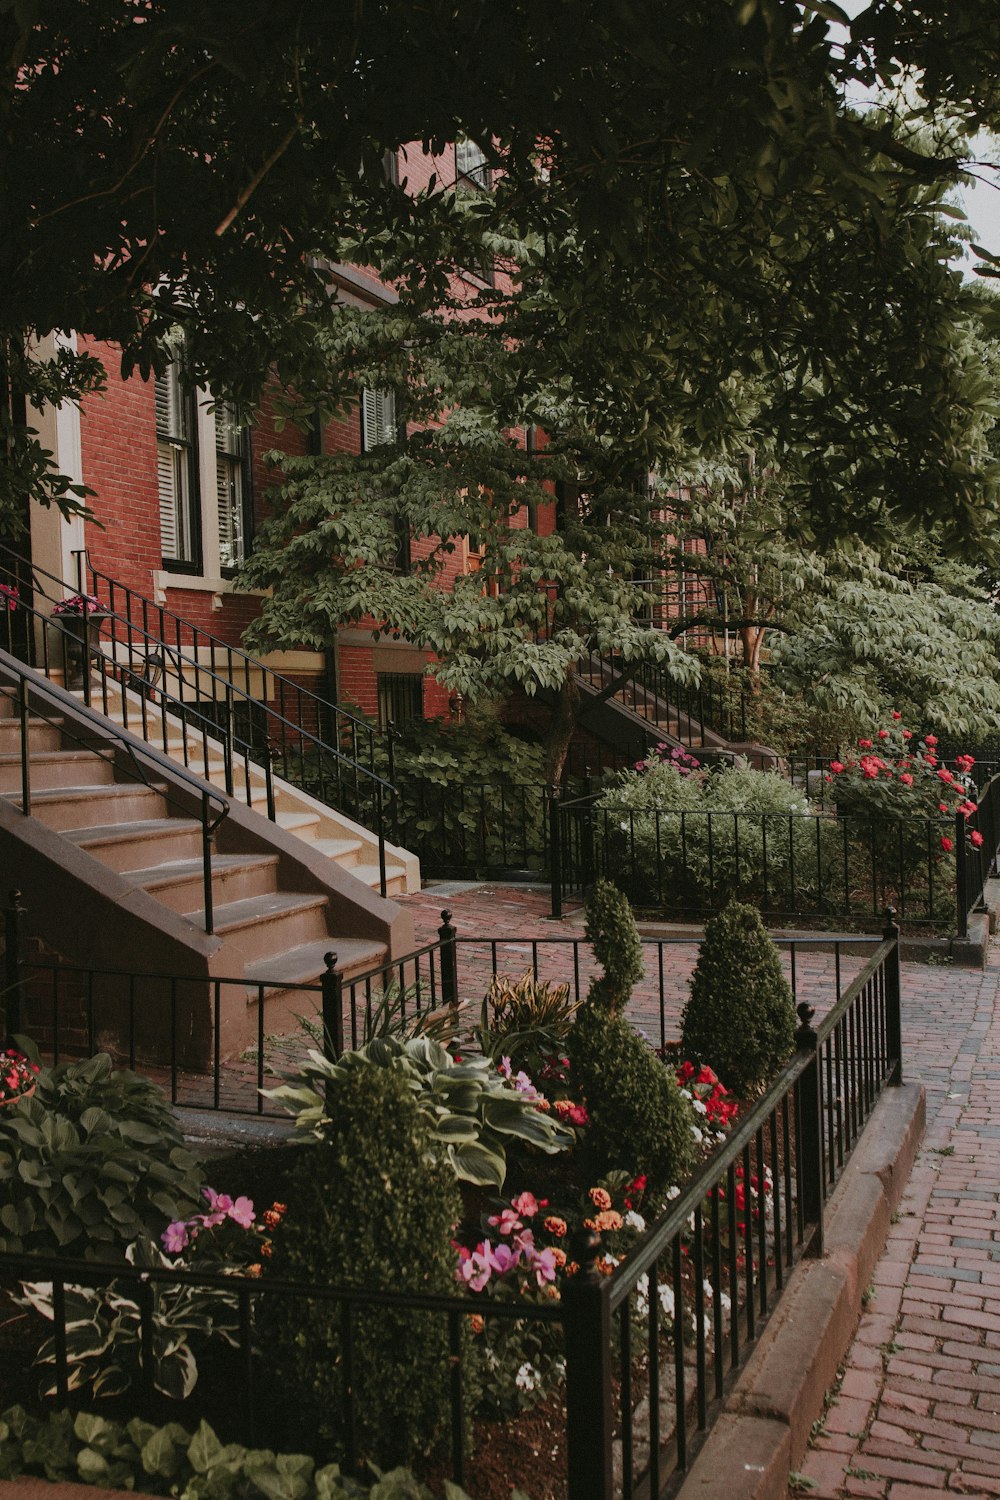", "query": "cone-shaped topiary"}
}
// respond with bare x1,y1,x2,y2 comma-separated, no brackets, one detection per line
568,881,693,1191
584,877,644,1013
258,1062,467,1466
681,902,796,1098
569,1004,697,1192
